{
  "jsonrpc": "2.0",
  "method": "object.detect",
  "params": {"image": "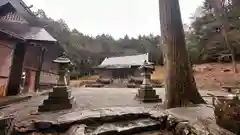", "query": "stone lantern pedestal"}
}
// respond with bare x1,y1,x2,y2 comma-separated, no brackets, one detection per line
38,53,74,112
136,61,161,102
